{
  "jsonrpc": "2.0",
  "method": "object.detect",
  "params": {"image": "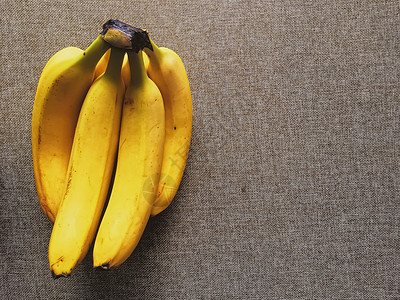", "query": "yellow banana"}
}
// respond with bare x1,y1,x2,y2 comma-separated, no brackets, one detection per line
49,47,125,278
95,50,131,87
93,50,165,269
119,51,151,86
122,55,131,86
119,51,150,85
94,49,111,79
144,39,193,215
32,35,110,222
